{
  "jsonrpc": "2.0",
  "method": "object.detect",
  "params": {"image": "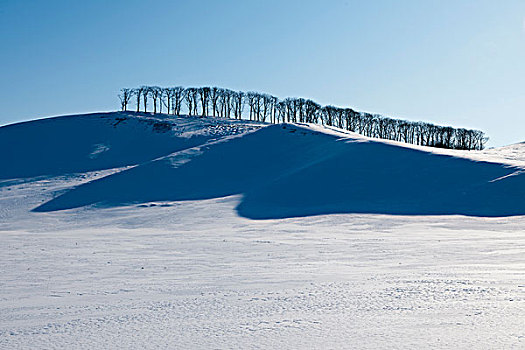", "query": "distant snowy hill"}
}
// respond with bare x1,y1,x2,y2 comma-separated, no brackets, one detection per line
2,112,524,218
